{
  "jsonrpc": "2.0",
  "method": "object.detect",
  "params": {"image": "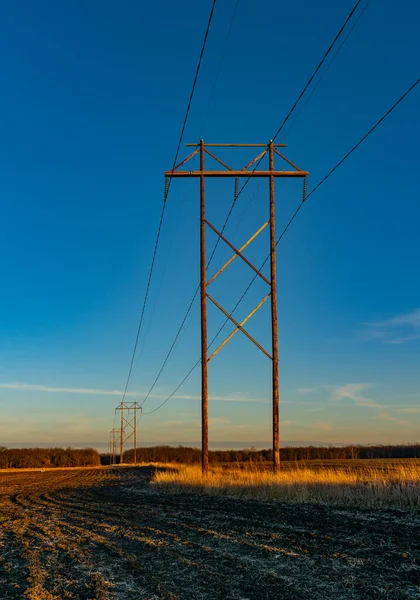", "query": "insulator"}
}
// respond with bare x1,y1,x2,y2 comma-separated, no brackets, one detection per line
164,176,170,202
302,176,307,202
234,177,239,201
